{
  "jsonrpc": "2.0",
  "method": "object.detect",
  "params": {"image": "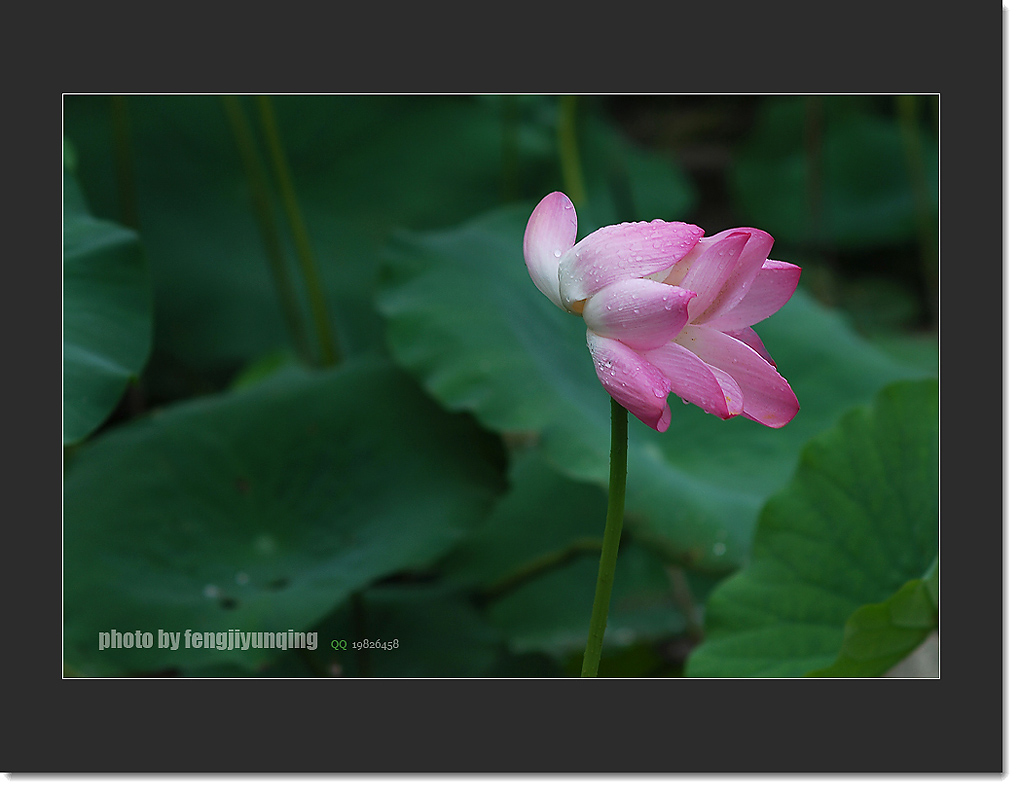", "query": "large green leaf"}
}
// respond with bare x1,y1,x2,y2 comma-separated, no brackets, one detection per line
577,109,697,233
441,449,607,592
308,584,503,677
62,95,692,380
377,205,929,572
443,449,697,671
729,97,938,249
807,558,938,677
63,167,150,444
195,583,504,678
685,379,939,677
484,544,686,659
63,357,504,675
